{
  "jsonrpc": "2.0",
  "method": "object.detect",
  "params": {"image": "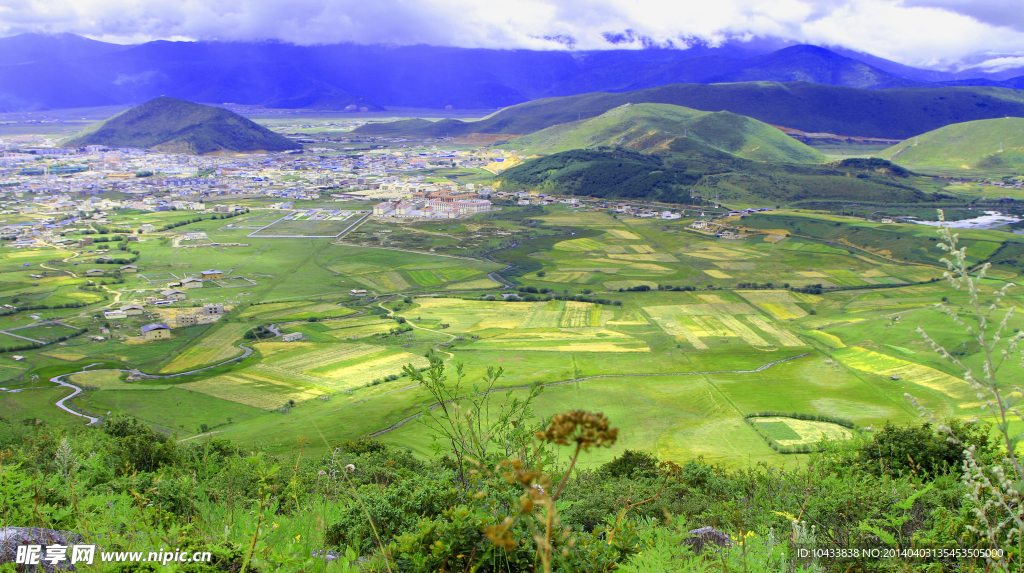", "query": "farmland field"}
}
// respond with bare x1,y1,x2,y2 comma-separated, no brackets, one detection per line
1,201,1019,467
